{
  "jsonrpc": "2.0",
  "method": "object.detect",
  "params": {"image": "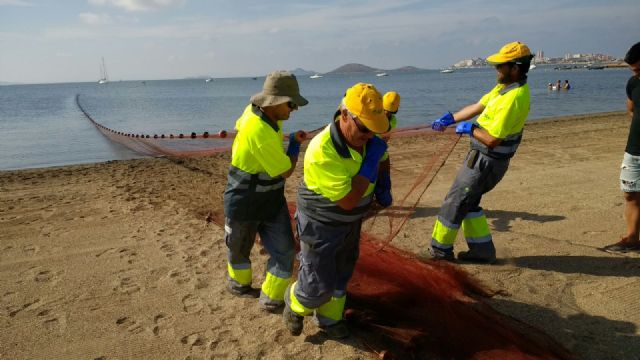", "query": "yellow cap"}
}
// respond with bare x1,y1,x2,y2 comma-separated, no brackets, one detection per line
486,41,533,65
383,91,400,113
343,83,389,134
